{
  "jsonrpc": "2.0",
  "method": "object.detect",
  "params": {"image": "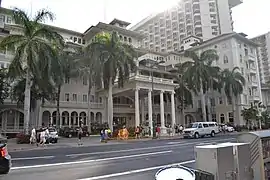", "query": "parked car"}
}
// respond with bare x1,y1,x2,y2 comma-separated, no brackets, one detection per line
0,135,11,174
183,122,219,139
46,127,59,143
60,127,89,138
